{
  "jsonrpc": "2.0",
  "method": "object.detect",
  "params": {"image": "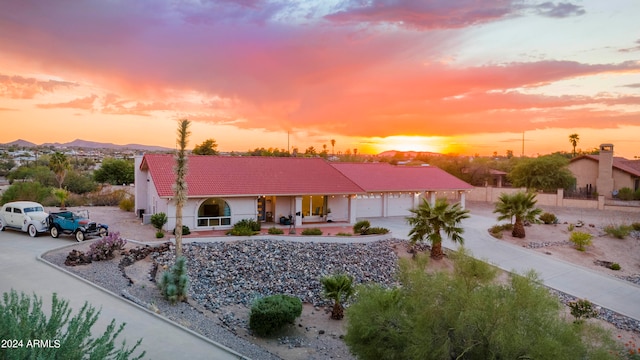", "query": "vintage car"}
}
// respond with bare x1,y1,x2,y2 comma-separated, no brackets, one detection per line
48,209,108,241
0,201,50,237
